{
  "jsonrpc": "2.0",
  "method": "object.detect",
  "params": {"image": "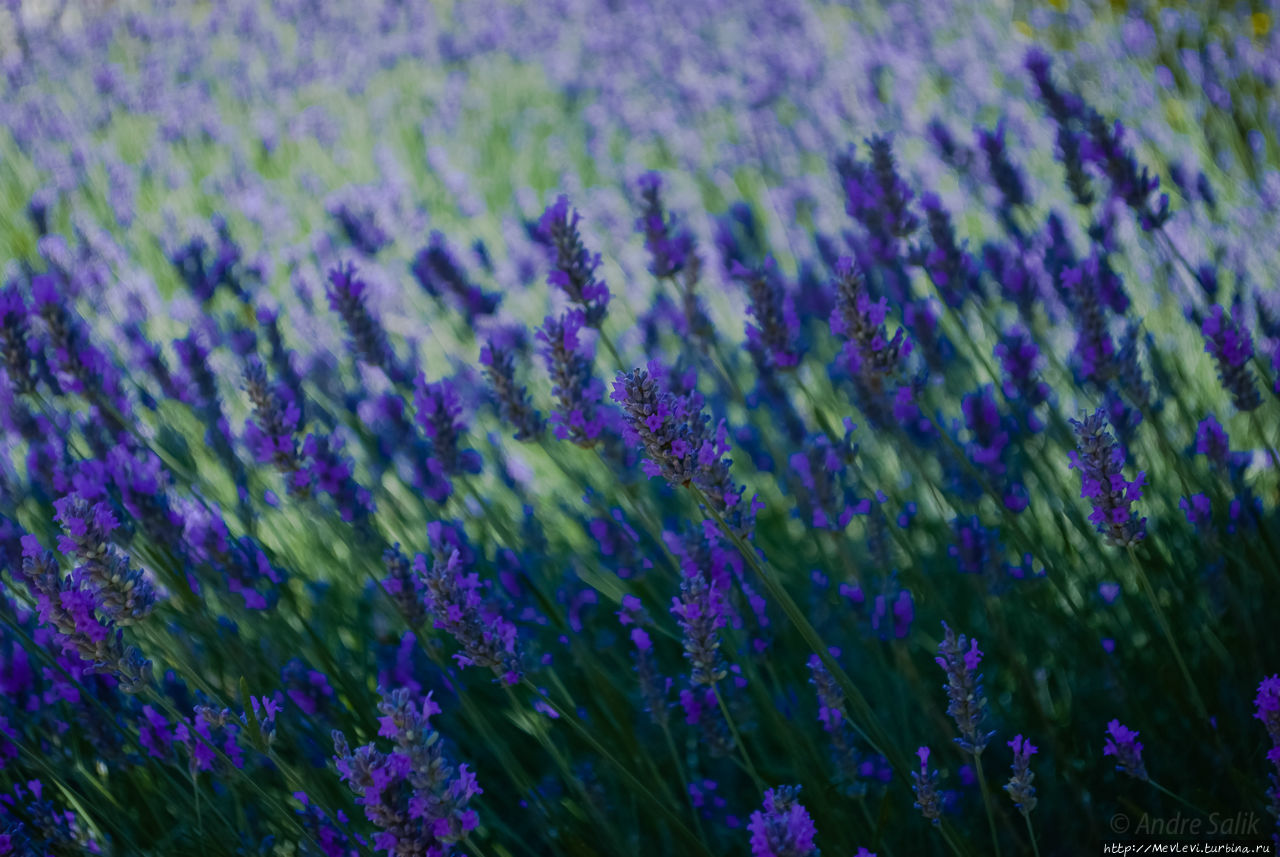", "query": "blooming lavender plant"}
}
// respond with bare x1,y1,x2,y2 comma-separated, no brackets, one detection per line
747,786,819,857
